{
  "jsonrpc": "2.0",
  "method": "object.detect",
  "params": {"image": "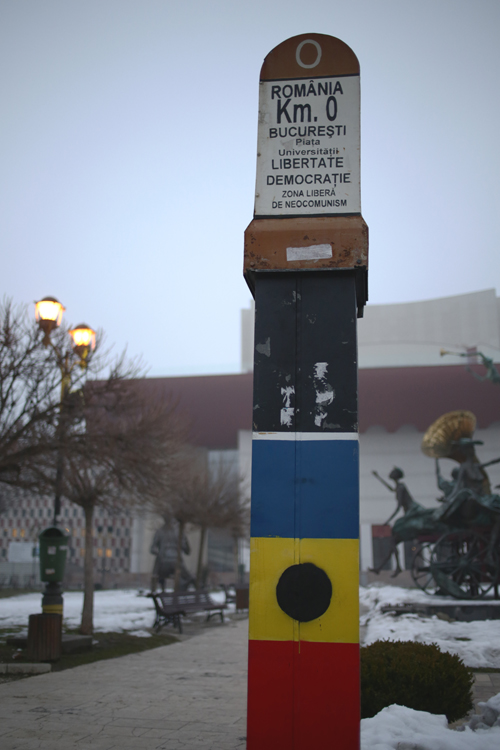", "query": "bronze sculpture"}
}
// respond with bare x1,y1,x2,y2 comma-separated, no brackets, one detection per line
440,348,500,385
372,411,500,599
150,521,194,592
